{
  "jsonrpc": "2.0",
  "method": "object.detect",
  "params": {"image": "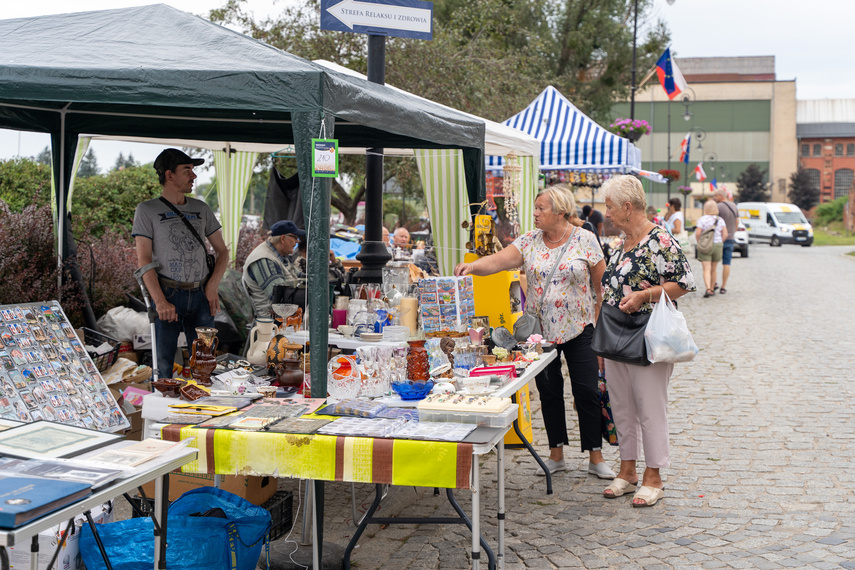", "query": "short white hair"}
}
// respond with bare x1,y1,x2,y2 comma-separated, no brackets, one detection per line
601,175,646,211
